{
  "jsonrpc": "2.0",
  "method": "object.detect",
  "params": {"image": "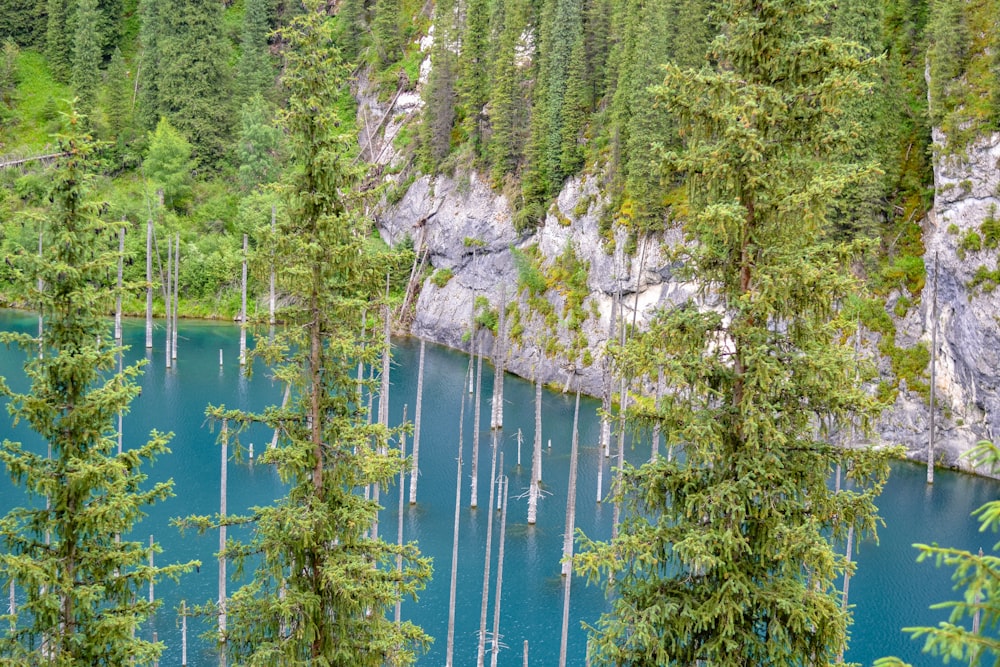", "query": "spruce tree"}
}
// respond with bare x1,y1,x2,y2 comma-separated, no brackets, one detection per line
575,1,896,664
45,0,71,82
185,4,431,664
136,0,160,132
372,0,402,67
460,0,491,154
0,110,194,666
488,0,529,186
72,0,102,115
236,94,281,192
420,0,458,169
145,117,195,212
103,47,134,161
156,0,233,167
236,0,273,101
